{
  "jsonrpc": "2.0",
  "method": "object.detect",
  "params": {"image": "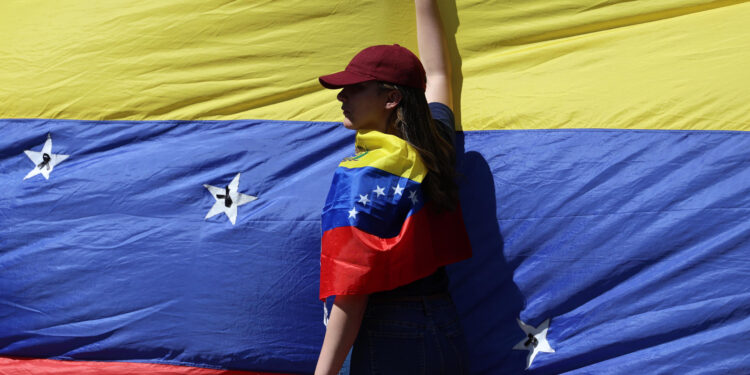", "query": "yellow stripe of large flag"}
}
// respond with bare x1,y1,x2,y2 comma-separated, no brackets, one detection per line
2,0,748,130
